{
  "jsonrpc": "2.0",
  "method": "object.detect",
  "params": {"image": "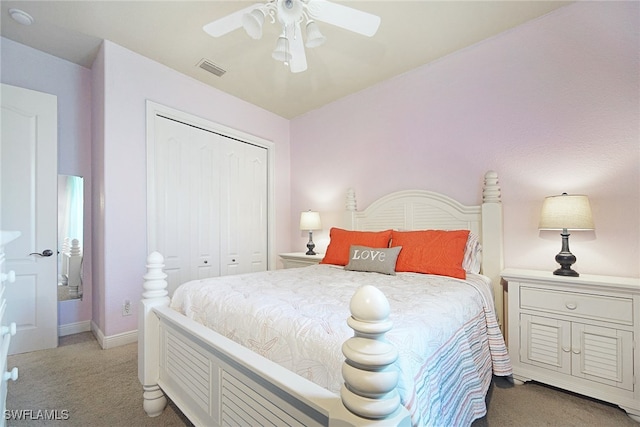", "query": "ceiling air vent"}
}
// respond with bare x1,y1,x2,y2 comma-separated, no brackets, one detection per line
197,59,226,77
